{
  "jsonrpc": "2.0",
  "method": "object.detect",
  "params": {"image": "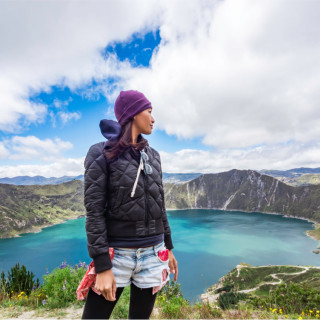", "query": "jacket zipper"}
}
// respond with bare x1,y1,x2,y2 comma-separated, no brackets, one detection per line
143,170,149,228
